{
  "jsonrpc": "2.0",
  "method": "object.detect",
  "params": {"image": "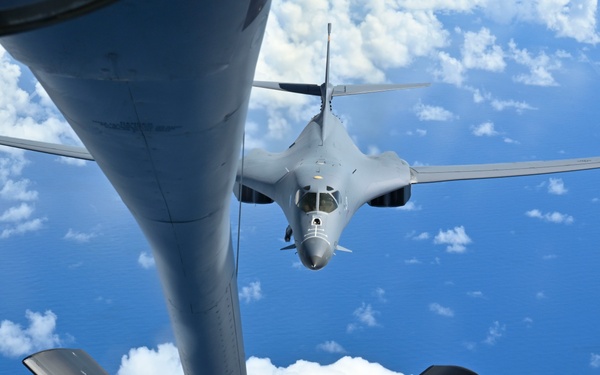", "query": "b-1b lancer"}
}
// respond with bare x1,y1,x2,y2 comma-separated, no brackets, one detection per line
235,24,600,271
